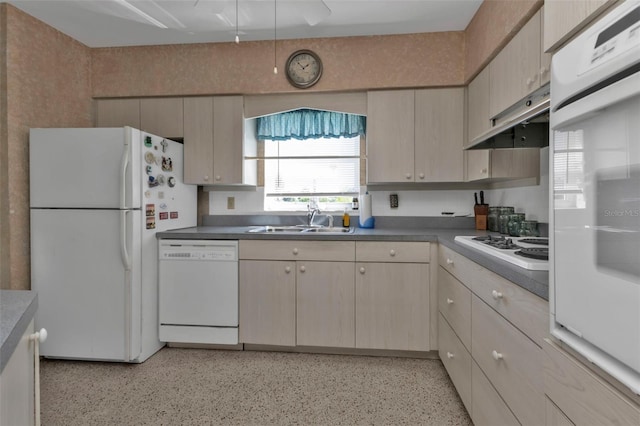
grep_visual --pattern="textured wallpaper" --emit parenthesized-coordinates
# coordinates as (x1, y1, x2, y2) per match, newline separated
(2, 4, 92, 290)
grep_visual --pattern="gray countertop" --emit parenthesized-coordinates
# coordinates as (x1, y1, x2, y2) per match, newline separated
(157, 223, 549, 301)
(1, 290, 38, 373)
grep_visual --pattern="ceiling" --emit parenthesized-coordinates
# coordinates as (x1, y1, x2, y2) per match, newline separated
(4, 0, 483, 48)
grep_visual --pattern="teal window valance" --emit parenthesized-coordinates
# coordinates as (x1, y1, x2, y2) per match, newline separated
(256, 109, 366, 141)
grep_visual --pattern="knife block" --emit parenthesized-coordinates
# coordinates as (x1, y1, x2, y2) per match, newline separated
(474, 204, 489, 230)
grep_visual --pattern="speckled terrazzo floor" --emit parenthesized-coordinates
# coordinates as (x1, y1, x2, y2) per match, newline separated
(40, 348, 472, 425)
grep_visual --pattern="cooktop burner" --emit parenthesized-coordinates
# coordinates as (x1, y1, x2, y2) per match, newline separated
(454, 236, 549, 271)
(518, 238, 549, 245)
(515, 247, 549, 260)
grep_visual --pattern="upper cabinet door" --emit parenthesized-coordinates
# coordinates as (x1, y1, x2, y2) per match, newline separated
(212, 96, 245, 185)
(415, 88, 465, 182)
(95, 99, 140, 128)
(140, 97, 184, 138)
(489, 9, 543, 118)
(366, 90, 415, 183)
(183, 97, 214, 185)
(466, 67, 491, 147)
(543, 0, 611, 52)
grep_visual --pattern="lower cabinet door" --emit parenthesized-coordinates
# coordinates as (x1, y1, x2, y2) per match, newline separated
(239, 260, 296, 346)
(438, 313, 472, 413)
(296, 261, 355, 348)
(355, 262, 430, 351)
(472, 360, 519, 426)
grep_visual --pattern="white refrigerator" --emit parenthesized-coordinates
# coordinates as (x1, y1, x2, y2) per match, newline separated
(30, 127, 197, 362)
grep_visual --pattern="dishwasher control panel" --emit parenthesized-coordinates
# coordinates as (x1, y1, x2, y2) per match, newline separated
(158, 240, 238, 261)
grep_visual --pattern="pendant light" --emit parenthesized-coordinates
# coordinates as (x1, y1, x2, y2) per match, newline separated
(235, 0, 239, 44)
(273, 0, 278, 74)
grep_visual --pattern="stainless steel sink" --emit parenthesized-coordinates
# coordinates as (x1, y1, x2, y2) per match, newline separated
(246, 225, 354, 234)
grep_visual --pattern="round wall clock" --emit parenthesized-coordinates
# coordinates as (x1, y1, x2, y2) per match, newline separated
(285, 50, 323, 89)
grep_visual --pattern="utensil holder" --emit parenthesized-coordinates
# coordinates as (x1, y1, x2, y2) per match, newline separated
(474, 204, 489, 230)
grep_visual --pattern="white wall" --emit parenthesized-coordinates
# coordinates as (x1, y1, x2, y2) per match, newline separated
(208, 148, 550, 221)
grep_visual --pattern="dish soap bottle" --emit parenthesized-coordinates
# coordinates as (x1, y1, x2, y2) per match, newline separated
(342, 209, 350, 228)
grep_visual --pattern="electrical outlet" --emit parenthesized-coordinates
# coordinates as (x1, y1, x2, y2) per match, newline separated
(227, 197, 235, 209)
(390, 193, 399, 208)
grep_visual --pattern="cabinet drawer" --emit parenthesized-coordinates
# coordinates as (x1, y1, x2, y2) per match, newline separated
(239, 240, 355, 261)
(438, 266, 471, 350)
(356, 241, 430, 263)
(438, 244, 480, 286)
(544, 339, 640, 426)
(438, 313, 472, 413)
(472, 265, 548, 346)
(472, 360, 519, 426)
(472, 295, 544, 425)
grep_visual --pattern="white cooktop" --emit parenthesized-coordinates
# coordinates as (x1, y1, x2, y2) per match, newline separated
(454, 236, 549, 271)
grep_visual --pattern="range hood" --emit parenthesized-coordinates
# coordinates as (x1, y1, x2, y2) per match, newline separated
(467, 84, 550, 150)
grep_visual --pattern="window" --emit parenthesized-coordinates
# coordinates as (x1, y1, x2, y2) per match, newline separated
(255, 108, 365, 212)
(553, 129, 585, 209)
(263, 135, 361, 211)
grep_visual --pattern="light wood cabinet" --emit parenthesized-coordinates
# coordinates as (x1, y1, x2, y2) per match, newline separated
(466, 147, 540, 182)
(239, 240, 355, 348)
(472, 295, 544, 425)
(466, 66, 491, 148)
(489, 9, 546, 118)
(95, 98, 141, 128)
(355, 262, 430, 351)
(367, 89, 464, 184)
(0, 319, 35, 426)
(471, 360, 519, 426)
(438, 313, 472, 413)
(183, 96, 255, 186)
(543, 0, 612, 52)
(296, 261, 355, 348)
(546, 397, 575, 426)
(437, 244, 549, 426)
(140, 97, 184, 138)
(544, 339, 640, 426)
(366, 90, 415, 183)
(239, 260, 296, 346)
(355, 241, 431, 351)
(414, 88, 465, 182)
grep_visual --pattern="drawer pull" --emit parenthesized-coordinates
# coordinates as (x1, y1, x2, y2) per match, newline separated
(215, 175, 222, 181)
(285, 266, 291, 273)
(389, 249, 396, 257)
(446, 352, 454, 359)
(293, 248, 299, 255)
(492, 350, 504, 361)
(446, 258, 454, 265)
(359, 267, 365, 274)
(491, 290, 503, 300)
(446, 298, 454, 305)
(299, 265, 306, 273)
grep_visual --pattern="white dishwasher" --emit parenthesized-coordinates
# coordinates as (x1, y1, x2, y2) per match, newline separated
(158, 239, 238, 345)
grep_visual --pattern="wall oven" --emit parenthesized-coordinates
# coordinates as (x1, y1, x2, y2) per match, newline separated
(550, 0, 640, 394)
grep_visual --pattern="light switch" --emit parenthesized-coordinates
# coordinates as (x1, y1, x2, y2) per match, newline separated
(227, 197, 235, 209)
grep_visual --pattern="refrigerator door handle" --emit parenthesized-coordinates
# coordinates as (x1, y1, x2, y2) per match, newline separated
(120, 210, 132, 271)
(120, 136, 130, 210)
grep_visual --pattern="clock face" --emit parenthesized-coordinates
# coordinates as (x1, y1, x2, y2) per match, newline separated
(286, 50, 323, 88)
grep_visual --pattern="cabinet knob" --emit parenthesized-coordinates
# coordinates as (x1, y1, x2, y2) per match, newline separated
(481, 168, 488, 174)
(300, 265, 306, 273)
(492, 350, 504, 361)
(418, 172, 425, 179)
(293, 248, 299, 255)
(359, 267, 365, 274)
(203, 175, 209, 181)
(405, 173, 412, 179)
(215, 175, 222, 181)
(285, 266, 291, 273)
(491, 290, 503, 300)
(389, 249, 396, 257)
(446, 352, 454, 359)
(447, 298, 454, 305)
(540, 66, 549, 77)
(446, 258, 454, 265)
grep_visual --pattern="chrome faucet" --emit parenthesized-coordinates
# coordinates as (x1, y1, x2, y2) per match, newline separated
(307, 204, 320, 226)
